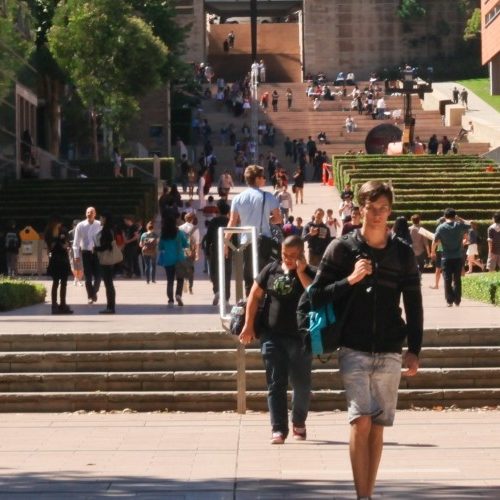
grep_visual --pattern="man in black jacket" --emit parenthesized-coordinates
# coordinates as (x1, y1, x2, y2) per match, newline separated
(309, 180, 423, 500)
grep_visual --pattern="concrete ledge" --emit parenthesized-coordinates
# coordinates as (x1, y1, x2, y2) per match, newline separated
(445, 104, 466, 126)
(0, 388, 499, 412)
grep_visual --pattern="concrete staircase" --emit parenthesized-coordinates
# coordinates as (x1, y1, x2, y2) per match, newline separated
(198, 82, 490, 184)
(0, 328, 498, 412)
(207, 23, 301, 82)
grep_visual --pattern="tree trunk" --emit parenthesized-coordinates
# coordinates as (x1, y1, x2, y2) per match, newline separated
(91, 109, 99, 161)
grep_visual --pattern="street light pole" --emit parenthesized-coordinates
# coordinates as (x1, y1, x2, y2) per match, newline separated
(250, 0, 258, 163)
(250, 0, 257, 62)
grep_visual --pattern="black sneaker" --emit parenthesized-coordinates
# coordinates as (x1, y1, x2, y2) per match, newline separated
(99, 308, 115, 314)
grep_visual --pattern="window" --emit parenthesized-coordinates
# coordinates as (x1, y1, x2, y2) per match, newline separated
(485, 1, 500, 27)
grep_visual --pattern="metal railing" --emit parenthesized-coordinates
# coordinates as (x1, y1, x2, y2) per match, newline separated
(217, 226, 259, 414)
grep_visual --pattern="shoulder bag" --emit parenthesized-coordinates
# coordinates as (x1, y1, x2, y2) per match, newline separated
(98, 240, 123, 266)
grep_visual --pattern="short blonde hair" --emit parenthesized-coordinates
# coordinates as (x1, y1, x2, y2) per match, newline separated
(244, 165, 264, 186)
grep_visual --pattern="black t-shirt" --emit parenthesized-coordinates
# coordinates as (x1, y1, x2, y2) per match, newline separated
(303, 222, 331, 256)
(256, 261, 315, 338)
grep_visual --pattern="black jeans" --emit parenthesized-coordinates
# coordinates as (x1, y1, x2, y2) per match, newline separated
(261, 336, 312, 436)
(442, 257, 463, 305)
(100, 264, 116, 311)
(209, 250, 231, 300)
(124, 244, 140, 277)
(51, 277, 68, 307)
(82, 250, 100, 300)
(164, 265, 184, 302)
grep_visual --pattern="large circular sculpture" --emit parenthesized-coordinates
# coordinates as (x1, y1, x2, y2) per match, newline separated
(364, 124, 402, 154)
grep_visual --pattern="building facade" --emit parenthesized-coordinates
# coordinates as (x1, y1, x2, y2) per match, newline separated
(481, 0, 500, 94)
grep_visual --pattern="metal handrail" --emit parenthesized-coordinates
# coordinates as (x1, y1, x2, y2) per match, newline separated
(218, 226, 258, 327)
(217, 225, 259, 415)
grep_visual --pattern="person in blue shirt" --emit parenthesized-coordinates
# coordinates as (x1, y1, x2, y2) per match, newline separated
(431, 208, 471, 307)
(225, 165, 281, 295)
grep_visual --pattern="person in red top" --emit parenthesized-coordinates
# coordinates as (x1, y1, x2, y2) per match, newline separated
(202, 195, 220, 222)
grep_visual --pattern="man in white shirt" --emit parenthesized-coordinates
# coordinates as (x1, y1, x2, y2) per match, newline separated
(73, 207, 102, 304)
(376, 97, 386, 119)
(251, 61, 260, 87)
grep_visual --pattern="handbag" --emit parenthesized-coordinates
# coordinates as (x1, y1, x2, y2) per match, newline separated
(229, 298, 266, 338)
(174, 231, 191, 279)
(97, 241, 123, 266)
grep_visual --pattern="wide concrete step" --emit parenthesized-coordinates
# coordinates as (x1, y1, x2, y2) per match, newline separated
(1, 367, 499, 392)
(0, 388, 498, 412)
(2, 346, 500, 372)
(1, 328, 498, 352)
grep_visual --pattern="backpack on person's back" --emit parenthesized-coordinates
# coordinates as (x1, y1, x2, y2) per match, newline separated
(141, 233, 158, 256)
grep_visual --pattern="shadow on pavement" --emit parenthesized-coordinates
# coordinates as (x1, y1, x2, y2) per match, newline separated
(0, 475, 498, 499)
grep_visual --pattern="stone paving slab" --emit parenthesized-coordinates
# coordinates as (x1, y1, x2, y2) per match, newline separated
(0, 410, 498, 498)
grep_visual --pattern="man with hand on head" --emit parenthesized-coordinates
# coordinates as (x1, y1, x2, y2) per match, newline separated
(239, 236, 315, 445)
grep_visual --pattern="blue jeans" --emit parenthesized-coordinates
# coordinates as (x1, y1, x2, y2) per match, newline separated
(442, 257, 463, 305)
(144, 255, 156, 283)
(261, 336, 312, 436)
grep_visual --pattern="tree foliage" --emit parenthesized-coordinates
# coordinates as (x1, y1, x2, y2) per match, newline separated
(0, 0, 34, 100)
(463, 8, 481, 41)
(397, 0, 426, 20)
(48, 0, 169, 138)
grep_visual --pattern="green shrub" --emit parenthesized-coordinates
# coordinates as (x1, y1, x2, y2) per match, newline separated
(462, 273, 500, 306)
(0, 278, 46, 311)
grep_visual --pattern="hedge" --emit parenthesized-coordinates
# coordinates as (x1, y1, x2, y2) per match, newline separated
(462, 273, 500, 306)
(0, 279, 46, 311)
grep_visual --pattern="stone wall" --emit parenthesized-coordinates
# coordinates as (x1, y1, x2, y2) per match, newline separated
(303, 0, 469, 79)
(176, 0, 205, 63)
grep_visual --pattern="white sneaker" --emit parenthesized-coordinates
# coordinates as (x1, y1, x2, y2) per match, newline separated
(270, 432, 285, 445)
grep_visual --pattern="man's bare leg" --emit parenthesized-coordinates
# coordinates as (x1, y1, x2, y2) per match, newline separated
(367, 423, 384, 495)
(349, 417, 384, 498)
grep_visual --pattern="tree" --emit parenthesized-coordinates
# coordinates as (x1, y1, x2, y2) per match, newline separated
(397, 0, 426, 21)
(463, 8, 481, 41)
(0, 1, 33, 101)
(48, 0, 169, 160)
(129, 0, 189, 81)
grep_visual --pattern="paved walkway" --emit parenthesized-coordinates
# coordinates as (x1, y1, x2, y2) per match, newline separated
(432, 81, 500, 125)
(0, 410, 499, 498)
(1, 183, 499, 498)
(1, 182, 499, 334)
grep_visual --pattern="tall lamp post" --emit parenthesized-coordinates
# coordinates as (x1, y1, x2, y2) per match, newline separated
(250, 0, 258, 163)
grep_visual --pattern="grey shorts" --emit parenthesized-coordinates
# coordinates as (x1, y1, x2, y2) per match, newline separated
(339, 347, 402, 426)
(487, 253, 500, 271)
